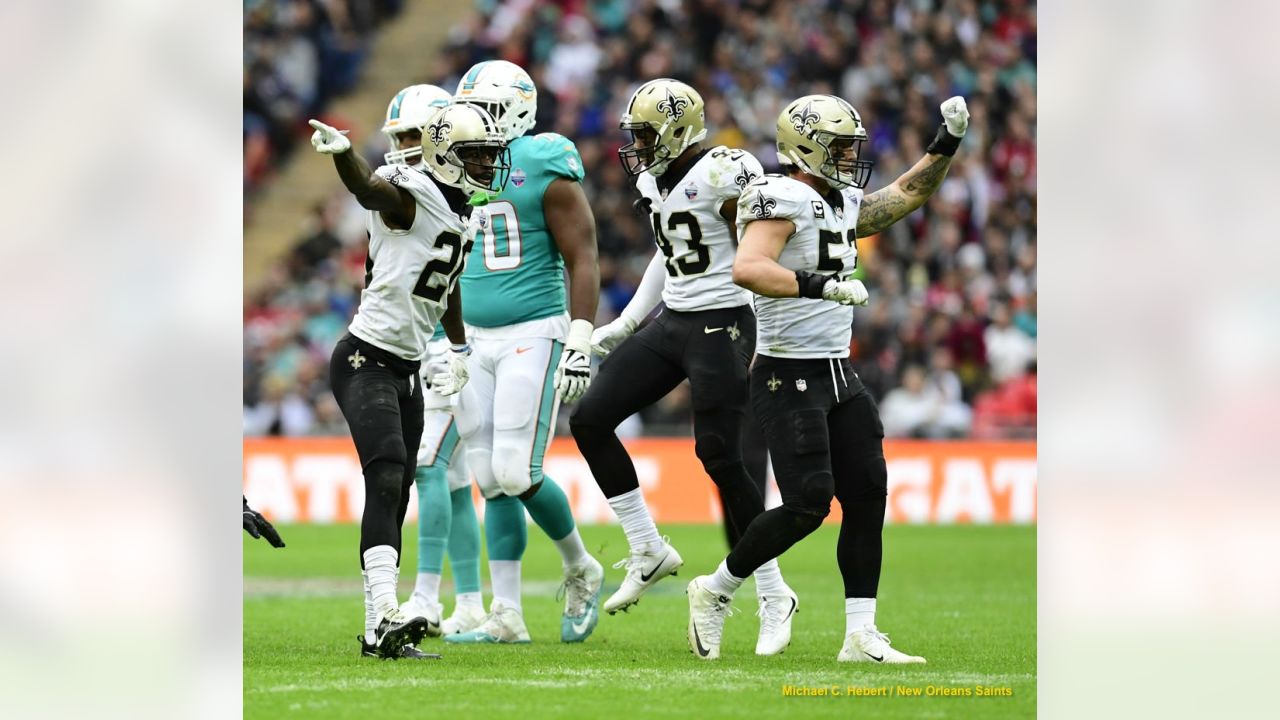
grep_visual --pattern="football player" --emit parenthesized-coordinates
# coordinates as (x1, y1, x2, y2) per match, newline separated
(686, 94, 970, 662)
(308, 99, 510, 659)
(374, 86, 488, 638)
(444, 60, 605, 645)
(569, 78, 797, 656)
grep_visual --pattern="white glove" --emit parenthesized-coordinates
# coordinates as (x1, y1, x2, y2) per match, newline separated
(590, 316, 637, 358)
(555, 319, 594, 403)
(430, 344, 471, 396)
(308, 118, 352, 154)
(464, 208, 489, 246)
(822, 278, 870, 306)
(940, 96, 969, 138)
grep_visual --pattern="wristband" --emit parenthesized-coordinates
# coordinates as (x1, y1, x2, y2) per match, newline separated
(795, 271, 832, 299)
(926, 123, 962, 157)
(450, 343, 471, 354)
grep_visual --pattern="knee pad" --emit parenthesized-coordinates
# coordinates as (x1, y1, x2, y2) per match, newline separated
(492, 446, 535, 497)
(365, 459, 405, 505)
(694, 430, 728, 465)
(791, 470, 835, 517)
(837, 455, 889, 502)
(466, 446, 501, 499)
(568, 402, 610, 440)
(446, 447, 471, 493)
(782, 505, 828, 534)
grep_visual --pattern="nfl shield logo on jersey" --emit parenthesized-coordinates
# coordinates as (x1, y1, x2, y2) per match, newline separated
(795, 378, 808, 392)
(684, 183, 698, 200)
(511, 168, 527, 187)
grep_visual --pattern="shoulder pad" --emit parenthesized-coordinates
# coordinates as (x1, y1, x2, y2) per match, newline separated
(705, 146, 764, 200)
(527, 133, 584, 182)
(737, 175, 808, 222)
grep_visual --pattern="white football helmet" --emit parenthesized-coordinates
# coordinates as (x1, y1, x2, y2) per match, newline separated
(421, 104, 511, 198)
(381, 84, 451, 166)
(453, 60, 537, 141)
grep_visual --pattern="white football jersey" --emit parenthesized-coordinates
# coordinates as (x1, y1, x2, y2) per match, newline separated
(736, 174, 864, 359)
(348, 163, 475, 361)
(636, 146, 764, 311)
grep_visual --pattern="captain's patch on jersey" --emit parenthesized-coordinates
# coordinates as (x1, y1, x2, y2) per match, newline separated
(812, 201, 825, 218)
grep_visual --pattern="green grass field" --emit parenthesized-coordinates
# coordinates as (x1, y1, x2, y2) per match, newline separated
(245, 522, 1035, 719)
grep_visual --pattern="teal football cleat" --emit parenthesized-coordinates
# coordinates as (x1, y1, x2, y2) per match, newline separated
(559, 556, 604, 643)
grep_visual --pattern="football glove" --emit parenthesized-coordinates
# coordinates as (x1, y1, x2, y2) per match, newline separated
(431, 344, 471, 396)
(940, 96, 969, 138)
(555, 319, 594, 403)
(590, 316, 637, 358)
(309, 118, 352, 154)
(243, 497, 285, 548)
(822, 278, 870, 306)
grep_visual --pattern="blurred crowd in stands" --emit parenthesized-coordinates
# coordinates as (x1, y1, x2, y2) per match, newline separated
(244, 0, 405, 193)
(245, 0, 1037, 440)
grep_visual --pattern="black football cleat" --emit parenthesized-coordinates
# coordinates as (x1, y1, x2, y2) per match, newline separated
(373, 612, 432, 659)
(358, 635, 442, 660)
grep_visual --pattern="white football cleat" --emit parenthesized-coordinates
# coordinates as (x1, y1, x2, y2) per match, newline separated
(838, 626, 927, 664)
(604, 539, 684, 614)
(443, 600, 531, 644)
(560, 556, 604, 643)
(440, 602, 487, 636)
(686, 576, 734, 660)
(398, 593, 443, 638)
(755, 590, 798, 656)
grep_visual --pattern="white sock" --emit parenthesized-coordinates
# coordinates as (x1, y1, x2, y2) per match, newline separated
(362, 571, 378, 644)
(489, 560, 522, 612)
(363, 546, 400, 618)
(414, 572, 442, 604)
(608, 488, 662, 553)
(456, 591, 483, 610)
(753, 559, 788, 597)
(704, 560, 745, 597)
(846, 597, 877, 635)
(554, 528, 589, 568)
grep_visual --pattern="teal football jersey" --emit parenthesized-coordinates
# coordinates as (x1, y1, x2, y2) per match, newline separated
(460, 133, 585, 327)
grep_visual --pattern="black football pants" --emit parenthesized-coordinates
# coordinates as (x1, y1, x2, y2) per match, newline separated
(570, 305, 766, 547)
(330, 333, 424, 567)
(725, 355, 889, 599)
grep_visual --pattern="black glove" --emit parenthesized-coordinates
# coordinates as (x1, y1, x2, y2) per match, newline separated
(243, 496, 285, 548)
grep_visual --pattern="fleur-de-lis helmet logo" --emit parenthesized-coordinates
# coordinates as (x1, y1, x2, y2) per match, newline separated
(656, 89, 689, 121)
(789, 101, 820, 134)
(427, 118, 453, 146)
(751, 194, 777, 219)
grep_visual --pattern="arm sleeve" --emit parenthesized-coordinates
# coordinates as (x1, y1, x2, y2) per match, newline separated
(619, 251, 667, 326)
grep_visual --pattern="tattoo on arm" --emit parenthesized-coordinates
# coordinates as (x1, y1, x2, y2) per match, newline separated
(857, 188, 911, 237)
(856, 155, 953, 238)
(901, 155, 953, 197)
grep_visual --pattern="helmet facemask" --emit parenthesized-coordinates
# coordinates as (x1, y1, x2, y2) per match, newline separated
(618, 122, 670, 176)
(813, 131, 873, 190)
(448, 141, 512, 197)
(384, 128, 425, 166)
